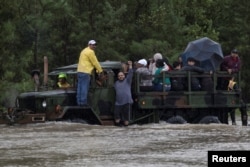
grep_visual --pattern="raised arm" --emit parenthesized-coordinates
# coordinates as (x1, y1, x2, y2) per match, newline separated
(126, 61, 133, 84)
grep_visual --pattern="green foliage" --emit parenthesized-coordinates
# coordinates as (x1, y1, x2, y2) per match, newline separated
(1, 0, 250, 106)
(129, 39, 170, 61)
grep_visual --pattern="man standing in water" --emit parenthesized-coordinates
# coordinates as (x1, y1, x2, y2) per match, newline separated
(77, 40, 103, 106)
(114, 61, 133, 126)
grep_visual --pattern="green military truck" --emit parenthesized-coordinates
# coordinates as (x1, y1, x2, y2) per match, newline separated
(0, 61, 248, 125)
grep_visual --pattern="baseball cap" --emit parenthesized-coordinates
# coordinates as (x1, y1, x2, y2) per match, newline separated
(231, 49, 238, 54)
(138, 59, 147, 66)
(88, 40, 96, 45)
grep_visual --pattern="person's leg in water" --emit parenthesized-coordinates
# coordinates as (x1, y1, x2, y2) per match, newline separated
(240, 100, 248, 126)
(230, 110, 236, 125)
(122, 104, 131, 126)
(114, 105, 123, 126)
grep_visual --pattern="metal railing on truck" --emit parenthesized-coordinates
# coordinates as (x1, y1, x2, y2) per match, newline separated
(133, 71, 242, 109)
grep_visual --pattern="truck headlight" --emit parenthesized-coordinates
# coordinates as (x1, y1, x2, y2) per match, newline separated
(42, 100, 47, 108)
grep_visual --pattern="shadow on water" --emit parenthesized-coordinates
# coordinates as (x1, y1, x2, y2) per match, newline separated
(0, 121, 250, 167)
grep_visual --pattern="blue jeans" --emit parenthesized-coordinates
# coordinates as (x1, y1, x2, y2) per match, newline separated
(77, 72, 90, 105)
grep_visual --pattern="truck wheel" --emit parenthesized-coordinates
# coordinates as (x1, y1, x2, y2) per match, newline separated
(62, 118, 88, 124)
(166, 116, 187, 124)
(71, 118, 88, 124)
(199, 116, 221, 124)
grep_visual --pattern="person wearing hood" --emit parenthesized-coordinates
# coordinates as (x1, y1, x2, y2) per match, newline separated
(152, 59, 171, 91)
(149, 53, 170, 75)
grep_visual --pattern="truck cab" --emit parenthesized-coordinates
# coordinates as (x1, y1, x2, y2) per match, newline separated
(0, 61, 122, 125)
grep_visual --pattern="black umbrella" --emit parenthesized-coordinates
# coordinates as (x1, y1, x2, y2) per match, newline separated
(182, 37, 224, 71)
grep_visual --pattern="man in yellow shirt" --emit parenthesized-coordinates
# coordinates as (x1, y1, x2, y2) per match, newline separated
(77, 40, 103, 106)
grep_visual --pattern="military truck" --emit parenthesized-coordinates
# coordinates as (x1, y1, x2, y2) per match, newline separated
(0, 61, 248, 125)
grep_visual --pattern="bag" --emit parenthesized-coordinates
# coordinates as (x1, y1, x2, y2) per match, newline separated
(228, 79, 237, 91)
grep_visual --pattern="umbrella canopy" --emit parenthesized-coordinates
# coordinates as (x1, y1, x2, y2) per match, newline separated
(182, 37, 224, 71)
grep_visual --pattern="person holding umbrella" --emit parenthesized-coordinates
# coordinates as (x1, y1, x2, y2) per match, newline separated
(182, 37, 224, 72)
(181, 57, 205, 91)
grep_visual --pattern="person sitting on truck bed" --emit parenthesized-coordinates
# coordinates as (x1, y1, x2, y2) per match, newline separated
(170, 61, 184, 91)
(152, 59, 171, 91)
(57, 73, 71, 88)
(181, 57, 205, 91)
(149, 53, 163, 75)
(135, 59, 153, 89)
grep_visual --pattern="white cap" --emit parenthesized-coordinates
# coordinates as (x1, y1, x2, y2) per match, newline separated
(88, 40, 96, 45)
(138, 59, 147, 66)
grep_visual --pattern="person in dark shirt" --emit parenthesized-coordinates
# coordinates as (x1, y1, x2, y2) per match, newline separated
(181, 57, 205, 91)
(221, 49, 241, 73)
(219, 49, 245, 125)
(219, 49, 241, 90)
(96, 71, 108, 87)
(170, 61, 184, 91)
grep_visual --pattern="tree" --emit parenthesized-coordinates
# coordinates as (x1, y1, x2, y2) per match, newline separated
(1, 0, 250, 106)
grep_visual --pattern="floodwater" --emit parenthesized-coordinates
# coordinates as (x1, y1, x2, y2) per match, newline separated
(0, 119, 249, 167)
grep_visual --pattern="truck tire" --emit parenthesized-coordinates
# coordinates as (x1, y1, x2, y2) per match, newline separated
(199, 116, 221, 124)
(71, 118, 88, 124)
(166, 115, 187, 124)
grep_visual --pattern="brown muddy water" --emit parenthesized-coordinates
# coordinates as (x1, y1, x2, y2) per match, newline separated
(0, 120, 249, 167)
